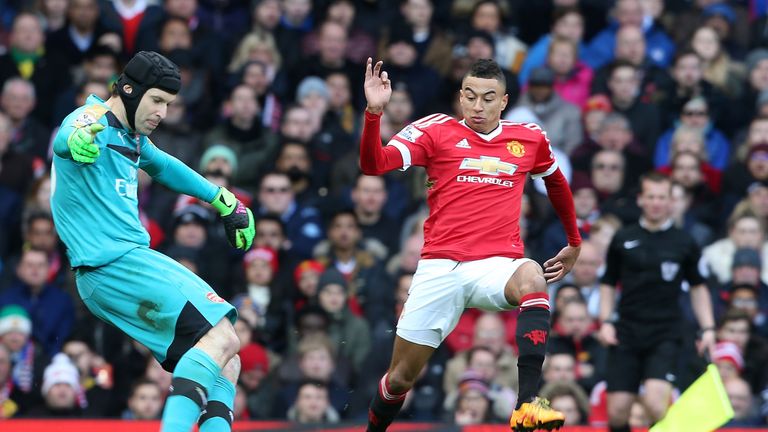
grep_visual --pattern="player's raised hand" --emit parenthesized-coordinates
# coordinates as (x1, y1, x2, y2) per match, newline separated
(364, 57, 392, 115)
(67, 123, 104, 163)
(211, 187, 255, 251)
(543, 244, 581, 283)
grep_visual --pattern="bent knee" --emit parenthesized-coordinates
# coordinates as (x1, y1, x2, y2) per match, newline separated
(386, 369, 417, 394)
(517, 263, 547, 295)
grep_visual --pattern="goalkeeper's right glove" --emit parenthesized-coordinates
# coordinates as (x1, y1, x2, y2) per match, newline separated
(67, 123, 105, 163)
(211, 187, 255, 251)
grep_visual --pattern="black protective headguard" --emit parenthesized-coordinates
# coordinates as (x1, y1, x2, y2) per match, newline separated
(116, 51, 181, 130)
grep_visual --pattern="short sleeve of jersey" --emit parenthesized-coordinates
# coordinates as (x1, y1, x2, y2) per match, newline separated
(385, 114, 446, 170)
(530, 129, 558, 179)
(601, 231, 622, 287)
(683, 237, 705, 286)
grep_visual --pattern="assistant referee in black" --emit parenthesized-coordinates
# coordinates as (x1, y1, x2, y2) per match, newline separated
(598, 173, 716, 432)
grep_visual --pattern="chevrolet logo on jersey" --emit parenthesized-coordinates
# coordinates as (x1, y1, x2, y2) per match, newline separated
(459, 156, 517, 176)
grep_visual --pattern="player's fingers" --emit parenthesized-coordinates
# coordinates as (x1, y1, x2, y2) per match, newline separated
(381, 70, 389, 84)
(373, 60, 382, 78)
(365, 57, 372, 78)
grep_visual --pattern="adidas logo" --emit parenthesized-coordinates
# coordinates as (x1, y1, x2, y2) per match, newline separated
(455, 138, 471, 149)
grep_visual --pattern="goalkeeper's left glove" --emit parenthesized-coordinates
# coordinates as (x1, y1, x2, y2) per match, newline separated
(210, 187, 255, 251)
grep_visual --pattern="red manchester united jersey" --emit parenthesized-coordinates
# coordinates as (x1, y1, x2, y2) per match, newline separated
(387, 113, 557, 261)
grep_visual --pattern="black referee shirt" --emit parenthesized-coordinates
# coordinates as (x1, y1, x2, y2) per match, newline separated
(601, 219, 704, 324)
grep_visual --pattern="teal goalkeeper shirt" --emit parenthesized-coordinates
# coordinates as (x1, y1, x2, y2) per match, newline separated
(50, 94, 219, 267)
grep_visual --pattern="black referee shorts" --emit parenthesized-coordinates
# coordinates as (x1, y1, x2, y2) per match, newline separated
(605, 337, 680, 393)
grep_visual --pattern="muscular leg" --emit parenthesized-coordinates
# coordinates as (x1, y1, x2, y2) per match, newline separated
(367, 336, 435, 432)
(504, 261, 550, 408)
(199, 354, 241, 431)
(641, 379, 673, 423)
(607, 391, 635, 432)
(161, 318, 240, 432)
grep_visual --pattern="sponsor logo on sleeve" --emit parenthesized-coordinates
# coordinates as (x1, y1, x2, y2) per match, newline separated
(396, 125, 423, 143)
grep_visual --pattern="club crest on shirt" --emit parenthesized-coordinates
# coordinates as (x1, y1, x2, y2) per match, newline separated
(396, 125, 423, 143)
(660, 261, 680, 282)
(507, 141, 525, 157)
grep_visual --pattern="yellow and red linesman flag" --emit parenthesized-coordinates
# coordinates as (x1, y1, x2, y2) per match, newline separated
(650, 364, 734, 432)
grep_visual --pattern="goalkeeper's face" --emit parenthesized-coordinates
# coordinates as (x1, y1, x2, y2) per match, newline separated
(134, 88, 177, 136)
(459, 76, 508, 134)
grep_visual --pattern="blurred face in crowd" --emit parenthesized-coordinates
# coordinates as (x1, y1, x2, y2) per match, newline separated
(318, 283, 346, 314)
(571, 241, 602, 286)
(748, 150, 768, 180)
(671, 152, 703, 189)
(243, 62, 270, 96)
(638, 178, 672, 224)
(27, 217, 58, 252)
(749, 184, 768, 217)
(670, 183, 691, 221)
(17, 249, 48, 290)
(584, 110, 607, 139)
(352, 175, 387, 216)
(85, 54, 117, 82)
(751, 59, 768, 90)
(281, 106, 315, 143)
(543, 353, 576, 383)
(730, 216, 764, 249)
(749, 119, 768, 145)
(468, 348, 497, 381)
(298, 267, 322, 298)
(11, 14, 44, 53)
(615, 25, 645, 65)
(680, 104, 709, 129)
(460, 75, 508, 134)
(548, 40, 577, 76)
(402, 0, 433, 28)
(386, 88, 414, 124)
(597, 119, 632, 151)
(1, 79, 35, 123)
(608, 65, 639, 105)
(732, 263, 760, 287)
(62, 340, 94, 376)
(717, 319, 750, 352)
(553, 11, 583, 43)
(467, 37, 494, 62)
(159, 19, 192, 52)
(174, 220, 206, 248)
(629, 402, 651, 427)
(558, 302, 591, 339)
(615, 0, 643, 27)
(328, 213, 360, 250)
(318, 22, 347, 64)
(572, 187, 597, 219)
(388, 41, 418, 68)
(246, 258, 273, 286)
(230, 85, 259, 124)
(165, 0, 197, 20)
(46, 383, 77, 409)
(1, 330, 28, 353)
(276, 143, 311, 183)
(44, 0, 68, 21)
(326, 73, 351, 110)
(725, 378, 753, 420)
(591, 150, 625, 194)
(68, 0, 98, 31)
(554, 285, 581, 311)
(327, 0, 355, 28)
(255, 219, 285, 250)
(295, 384, 329, 423)
(692, 26, 720, 61)
(456, 389, 489, 424)
(259, 173, 294, 214)
(254, 0, 280, 30)
(671, 129, 705, 158)
(673, 54, 703, 88)
(472, 2, 501, 33)
(715, 358, 739, 381)
(551, 395, 581, 426)
(300, 347, 333, 381)
(77, 82, 110, 106)
(729, 287, 759, 319)
(128, 382, 163, 419)
(473, 314, 505, 355)
(282, 0, 312, 25)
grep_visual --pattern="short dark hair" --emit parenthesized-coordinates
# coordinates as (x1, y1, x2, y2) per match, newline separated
(717, 308, 752, 330)
(639, 171, 671, 194)
(463, 59, 506, 92)
(328, 208, 359, 229)
(130, 378, 161, 397)
(256, 213, 287, 235)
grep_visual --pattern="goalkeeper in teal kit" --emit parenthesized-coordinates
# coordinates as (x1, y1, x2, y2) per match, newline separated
(50, 51, 250, 431)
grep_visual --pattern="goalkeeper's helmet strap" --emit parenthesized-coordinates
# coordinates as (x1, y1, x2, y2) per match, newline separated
(116, 51, 181, 131)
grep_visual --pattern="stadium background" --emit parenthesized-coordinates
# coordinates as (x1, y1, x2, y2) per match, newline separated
(0, 0, 768, 429)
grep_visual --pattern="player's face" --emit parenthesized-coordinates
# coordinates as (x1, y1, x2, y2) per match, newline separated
(134, 88, 176, 135)
(637, 179, 672, 223)
(459, 76, 508, 134)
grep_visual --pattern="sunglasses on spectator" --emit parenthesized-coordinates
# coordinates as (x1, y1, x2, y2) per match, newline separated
(682, 110, 707, 117)
(263, 186, 291, 193)
(594, 163, 622, 171)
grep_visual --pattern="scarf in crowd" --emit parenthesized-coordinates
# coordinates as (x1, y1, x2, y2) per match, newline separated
(10, 47, 44, 80)
(11, 342, 34, 392)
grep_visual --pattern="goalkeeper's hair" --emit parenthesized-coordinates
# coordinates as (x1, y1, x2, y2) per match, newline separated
(463, 59, 506, 92)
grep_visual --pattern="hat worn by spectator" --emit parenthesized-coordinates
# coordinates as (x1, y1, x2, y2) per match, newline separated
(296, 76, 330, 102)
(528, 67, 555, 87)
(240, 343, 269, 373)
(199, 144, 238, 173)
(583, 94, 612, 114)
(243, 246, 279, 273)
(732, 248, 761, 269)
(42, 353, 81, 395)
(457, 369, 491, 398)
(317, 268, 348, 293)
(703, 3, 736, 24)
(294, 259, 325, 285)
(747, 180, 768, 195)
(0, 305, 31, 336)
(712, 341, 744, 372)
(173, 204, 211, 227)
(746, 49, 768, 75)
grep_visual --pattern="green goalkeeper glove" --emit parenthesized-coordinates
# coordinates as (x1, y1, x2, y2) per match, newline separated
(67, 123, 105, 163)
(211, 187, 255, 251)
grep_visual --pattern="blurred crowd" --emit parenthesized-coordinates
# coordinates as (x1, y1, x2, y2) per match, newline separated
(0, 0, 767, 427)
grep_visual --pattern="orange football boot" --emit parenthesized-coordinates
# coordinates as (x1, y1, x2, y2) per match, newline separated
(509, 397, 565, 431)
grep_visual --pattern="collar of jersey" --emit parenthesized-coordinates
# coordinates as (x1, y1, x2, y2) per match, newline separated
(639, 217, 673, 232)
(458, 119, 503, 141)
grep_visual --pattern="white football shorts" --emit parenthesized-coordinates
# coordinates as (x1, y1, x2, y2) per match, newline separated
(396, 256, 536, 348)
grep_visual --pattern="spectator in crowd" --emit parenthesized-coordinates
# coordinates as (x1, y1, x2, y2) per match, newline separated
(350, 174, 398, 257)
(1, 78, 50, 160)
(519, 6, 587, 85)
(444, 350, 516, 423)
(703, 212, 768, 285)
(231, 246, 285, 340)
(538, 380, 590, 426)
(556, 242, 602, 318)
(61, 336, 112, 417)
(0, 343, 23, 418)
(25, 353, 82, 418)
(449, 370, 494, 425)
(0, 305, 48, 413)
(724, 376, 764, 426)
(546, 36, 593, 108)
(690, 25, 745, 100)
(712, 341, 745, 381)
(542, 352, 577, 385)
(716, 310, 768, 395)
(286, 379, 339, 424)
(468, 0, 526, 75)
(302, 0, 375, 65)
(605, 60, 661, 149)
(46, 0, 111, 68)
(669, 181, 715, 248)
(122, 378, 163, 420)
(275, 142, 319, 208)
(549, 298, 606, 392)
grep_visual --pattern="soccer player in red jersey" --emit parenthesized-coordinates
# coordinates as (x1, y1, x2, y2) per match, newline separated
(360, 58, 582, 431)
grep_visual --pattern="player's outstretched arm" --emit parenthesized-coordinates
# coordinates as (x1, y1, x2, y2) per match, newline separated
(360, 58, 406, 175)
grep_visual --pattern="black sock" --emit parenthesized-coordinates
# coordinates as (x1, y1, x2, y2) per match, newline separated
(515, 293, 551, 409)
(367, 374, 406, 432)
(609, 425, 631, 432)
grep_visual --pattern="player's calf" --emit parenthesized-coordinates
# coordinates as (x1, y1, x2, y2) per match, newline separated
(199, 355, 240, 432)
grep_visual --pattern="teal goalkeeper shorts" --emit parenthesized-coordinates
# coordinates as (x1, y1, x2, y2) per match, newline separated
(75, 246, 236, 371)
